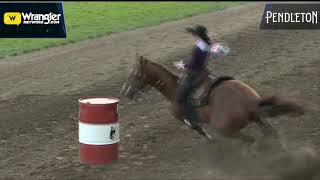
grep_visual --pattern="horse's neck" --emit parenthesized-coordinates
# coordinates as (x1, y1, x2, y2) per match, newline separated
(145, 62, 178, 102)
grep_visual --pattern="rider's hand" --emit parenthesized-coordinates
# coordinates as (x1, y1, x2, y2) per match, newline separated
(173, 61, 185, 71)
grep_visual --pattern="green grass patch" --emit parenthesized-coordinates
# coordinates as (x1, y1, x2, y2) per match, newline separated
(0, 2, 245, 58)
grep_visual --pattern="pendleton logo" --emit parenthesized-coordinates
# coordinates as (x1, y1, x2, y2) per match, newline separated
(265, 11, 319, 24)
(260, 3, 320, 30)
(4, 12, 61, 26)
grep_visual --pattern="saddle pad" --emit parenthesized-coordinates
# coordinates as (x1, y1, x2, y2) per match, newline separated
(189, 76, 234, 107)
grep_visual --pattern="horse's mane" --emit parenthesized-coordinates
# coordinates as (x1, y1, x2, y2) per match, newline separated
(145, 59, 179, 82)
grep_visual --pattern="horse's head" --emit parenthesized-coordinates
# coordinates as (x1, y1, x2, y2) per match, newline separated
(120, 54, 149, 100)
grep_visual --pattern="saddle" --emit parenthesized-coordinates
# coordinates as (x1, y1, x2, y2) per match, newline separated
(187, 70, 234, 107)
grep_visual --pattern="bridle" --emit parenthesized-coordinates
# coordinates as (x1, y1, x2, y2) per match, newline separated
(120, 63, 146, 97)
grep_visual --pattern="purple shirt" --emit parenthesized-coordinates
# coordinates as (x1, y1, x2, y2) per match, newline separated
(184, 40, 210, 72)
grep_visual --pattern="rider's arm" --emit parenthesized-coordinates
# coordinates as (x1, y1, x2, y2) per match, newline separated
(184, 46, 201, 71)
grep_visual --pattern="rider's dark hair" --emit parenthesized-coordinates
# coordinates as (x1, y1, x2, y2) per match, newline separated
(200, 35, 212, 45)
(185, 24, 212, 45)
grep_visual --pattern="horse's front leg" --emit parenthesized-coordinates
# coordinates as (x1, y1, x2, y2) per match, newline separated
(169, 102, 184, 122)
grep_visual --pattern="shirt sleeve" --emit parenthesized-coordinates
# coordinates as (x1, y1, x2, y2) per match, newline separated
(184, 46, 202, 70)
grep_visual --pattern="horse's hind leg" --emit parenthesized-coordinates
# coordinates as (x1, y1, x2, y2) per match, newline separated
(217, 125, 255, 144)
(252, 116, 288, 153)
(254, 116, 279, 139)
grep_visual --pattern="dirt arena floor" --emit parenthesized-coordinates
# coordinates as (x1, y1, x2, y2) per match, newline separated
(1, 3, 320, 180)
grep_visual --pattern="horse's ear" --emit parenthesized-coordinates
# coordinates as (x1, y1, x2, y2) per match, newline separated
(135, 53, 145, 64)
(140, 55, 148, 65)
(135, 53, 140, 62)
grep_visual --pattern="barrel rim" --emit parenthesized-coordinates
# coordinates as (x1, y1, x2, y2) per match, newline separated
(78, 96, 119, 106)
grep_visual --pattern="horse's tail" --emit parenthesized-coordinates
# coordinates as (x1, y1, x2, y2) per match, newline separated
(256, 95, 308, 118)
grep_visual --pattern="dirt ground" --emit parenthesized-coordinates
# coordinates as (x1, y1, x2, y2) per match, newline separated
(1, 3, 320, 180)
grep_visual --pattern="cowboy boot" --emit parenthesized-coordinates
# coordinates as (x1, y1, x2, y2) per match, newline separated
(184, 119, 213, 140)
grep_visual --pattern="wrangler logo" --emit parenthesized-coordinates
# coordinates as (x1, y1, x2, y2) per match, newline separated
(4, 12, 21, 26)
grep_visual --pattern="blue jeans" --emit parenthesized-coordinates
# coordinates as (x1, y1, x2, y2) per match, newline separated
(176, 71, 201, 126)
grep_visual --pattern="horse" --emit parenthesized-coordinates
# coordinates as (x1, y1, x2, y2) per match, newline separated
(120, 54, 307, 143)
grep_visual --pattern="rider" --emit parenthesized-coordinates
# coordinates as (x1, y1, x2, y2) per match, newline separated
(176, 24, 212, 129)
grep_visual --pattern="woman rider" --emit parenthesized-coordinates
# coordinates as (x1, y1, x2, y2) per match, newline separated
(176, 24, 212, 130)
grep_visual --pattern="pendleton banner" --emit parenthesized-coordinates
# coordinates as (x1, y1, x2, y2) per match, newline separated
(260, 3, 320, 30)
(0, 2, 67, 38)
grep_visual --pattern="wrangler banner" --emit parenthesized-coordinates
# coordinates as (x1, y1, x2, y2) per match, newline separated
(0, 2, 67, 38)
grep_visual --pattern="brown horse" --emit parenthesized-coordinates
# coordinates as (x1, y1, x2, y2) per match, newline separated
(120, 55, 307, 142)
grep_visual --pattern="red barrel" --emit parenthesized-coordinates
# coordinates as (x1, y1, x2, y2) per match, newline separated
(78, 97, 119, 165)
